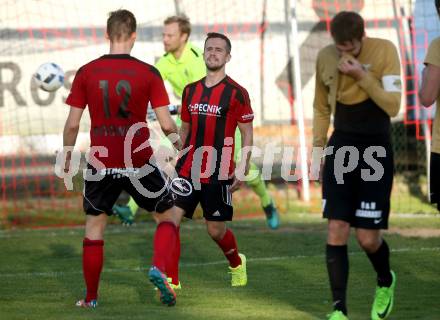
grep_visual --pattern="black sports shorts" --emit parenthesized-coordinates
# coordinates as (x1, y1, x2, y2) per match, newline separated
(170, 176, 233, 221)
(322, 131, 394, 229)
(83, 164, 173, 216)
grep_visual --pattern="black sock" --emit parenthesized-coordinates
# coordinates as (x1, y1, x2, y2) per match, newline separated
(366, 240, 392, 287)
(326, 244, 349, 315)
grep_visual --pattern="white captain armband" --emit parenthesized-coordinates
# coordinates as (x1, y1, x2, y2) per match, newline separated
(382, 75, 402, 92)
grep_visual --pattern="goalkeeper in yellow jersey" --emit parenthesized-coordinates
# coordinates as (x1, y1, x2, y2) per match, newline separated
(314, 12, 400, 320)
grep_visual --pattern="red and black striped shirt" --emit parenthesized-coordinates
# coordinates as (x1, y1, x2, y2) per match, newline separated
(66, 54, 169, 168)
(176, 76, 254, 183)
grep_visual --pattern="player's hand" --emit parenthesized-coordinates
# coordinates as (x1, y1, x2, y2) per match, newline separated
(63, 158, 71, 173)
(63, 150, 72, 173)
(310, 147, 325, 183)
(338, 54, 366, 80)
(230, 175, 243, 193)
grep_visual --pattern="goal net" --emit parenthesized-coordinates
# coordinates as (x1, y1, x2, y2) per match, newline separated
(0, 0, 437, 228)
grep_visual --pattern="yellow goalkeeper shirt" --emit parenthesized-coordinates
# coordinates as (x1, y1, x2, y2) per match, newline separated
(155, 42, 206, 98)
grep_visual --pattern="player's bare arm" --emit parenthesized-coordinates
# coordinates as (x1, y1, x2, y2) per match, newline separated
(155, 105, 182, 150)
(62, 106, 84, 172)
(419, 63, 440, 107)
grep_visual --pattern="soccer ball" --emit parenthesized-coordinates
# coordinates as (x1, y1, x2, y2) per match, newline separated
(33, 62, 65, 92)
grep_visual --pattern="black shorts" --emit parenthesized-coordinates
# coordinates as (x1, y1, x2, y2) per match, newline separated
(322, 131, 394, 229)
(430, 152, 440, 211)
(83, 164, 173, 216)
(170, 176, 233, 221)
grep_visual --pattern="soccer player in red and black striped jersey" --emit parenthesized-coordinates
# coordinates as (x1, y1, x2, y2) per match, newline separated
(170, 32, 253, 286)
(63, 9, 182, 307)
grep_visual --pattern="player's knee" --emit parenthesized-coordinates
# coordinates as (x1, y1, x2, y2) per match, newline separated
(155, 207, 182, 226)
(327, 220, 350, 245)
(85, 213, 107, 239)
(152, 214, 160, 224)
(357, 236, 381, 253)
(206, 223, 226, 241)
(207, 228, 223, 241)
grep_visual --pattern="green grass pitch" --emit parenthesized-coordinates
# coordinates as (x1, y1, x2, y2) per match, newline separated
(0, 213, 439, 320)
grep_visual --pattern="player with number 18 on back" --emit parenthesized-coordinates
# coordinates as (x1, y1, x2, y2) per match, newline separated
(63, 9, 182, 307)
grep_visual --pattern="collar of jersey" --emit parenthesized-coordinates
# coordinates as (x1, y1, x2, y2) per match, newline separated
(166, 42, 197, 64)
(101, 54, 131, 59)
(202, 75, 228, 89)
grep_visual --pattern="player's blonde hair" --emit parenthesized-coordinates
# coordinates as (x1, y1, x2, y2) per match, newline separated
(164, 15, 191, 38)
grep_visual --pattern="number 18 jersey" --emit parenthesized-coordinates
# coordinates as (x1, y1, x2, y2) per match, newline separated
(66, 54, 170, 168)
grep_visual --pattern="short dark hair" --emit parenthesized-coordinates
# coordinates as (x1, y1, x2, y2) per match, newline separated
(330, 11, 364, 44)
(107, 9, 136, 41)
(204, 32, 232, 53)
(164, 15, 191, 37)
(436, 0, 440, 17)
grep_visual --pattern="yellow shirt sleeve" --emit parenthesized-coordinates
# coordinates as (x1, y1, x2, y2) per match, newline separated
(425, 37, 440, 67)
(357, 41, 401, 117)
(425, 37, 440, 154)
(313, 52, 331, 148)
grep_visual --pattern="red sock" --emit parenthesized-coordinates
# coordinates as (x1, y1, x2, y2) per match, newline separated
(153, 221, 177, 273)
(83, 238, 104, 302)
(215, 229, 241, 268)
(166, 226, 180, 285)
